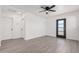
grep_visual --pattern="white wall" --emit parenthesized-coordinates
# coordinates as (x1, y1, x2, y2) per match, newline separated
(47, 10, 79, 40)
(77, 15, 79, 39)
(0, 6, 47, 41)
(24, 13, 46, 40)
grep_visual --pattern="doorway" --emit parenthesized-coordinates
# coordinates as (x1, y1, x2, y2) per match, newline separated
(56, 18, 66, 38)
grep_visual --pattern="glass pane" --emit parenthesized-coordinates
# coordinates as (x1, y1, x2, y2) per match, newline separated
(58, 28, 64, 32)
(58, 20, 64, 24)
(58, 24, 64, 28)
(58, 32, 64, 35)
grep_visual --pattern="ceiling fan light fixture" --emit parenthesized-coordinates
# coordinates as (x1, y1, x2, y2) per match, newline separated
(46, 11, 48, 14)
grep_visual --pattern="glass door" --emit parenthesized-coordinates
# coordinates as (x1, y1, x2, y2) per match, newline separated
(56, 19, 66, 38)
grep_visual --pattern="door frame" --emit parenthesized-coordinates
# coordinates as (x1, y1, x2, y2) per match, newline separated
(56, 18, 66, 38)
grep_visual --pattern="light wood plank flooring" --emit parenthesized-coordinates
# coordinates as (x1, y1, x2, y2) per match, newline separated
(0, 36, 79, 53)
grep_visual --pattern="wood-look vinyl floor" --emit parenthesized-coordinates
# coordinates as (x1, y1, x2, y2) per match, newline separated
(0, 36, 79, 53)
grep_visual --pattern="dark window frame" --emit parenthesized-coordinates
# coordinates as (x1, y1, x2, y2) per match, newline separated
(56, 18, 66, 38)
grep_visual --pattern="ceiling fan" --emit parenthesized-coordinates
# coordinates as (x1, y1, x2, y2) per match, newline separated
(40, 5, 56, 14)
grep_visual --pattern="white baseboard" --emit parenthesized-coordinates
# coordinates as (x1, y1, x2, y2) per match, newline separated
(24, 35, 46, 40)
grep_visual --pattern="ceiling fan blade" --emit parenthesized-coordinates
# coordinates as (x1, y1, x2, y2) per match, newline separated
(41, 6, 46, 9)
(40, 10, 46, 12)
(49, 10, 56, 12)
(49, 5, 55, 9)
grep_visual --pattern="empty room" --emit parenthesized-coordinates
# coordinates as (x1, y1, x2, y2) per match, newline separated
(0, 5, 79, 53)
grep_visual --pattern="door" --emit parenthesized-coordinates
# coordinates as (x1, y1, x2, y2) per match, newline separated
(56, 19, 66, 38)
(12, 15, 24, 39)
(12, 16, 22, 39)
(0, 16, 13, 40)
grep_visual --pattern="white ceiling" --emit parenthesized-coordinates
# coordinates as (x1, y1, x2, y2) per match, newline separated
(2, 5, 79, 17)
